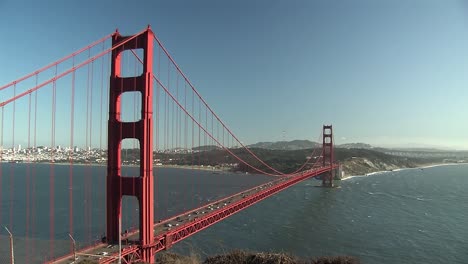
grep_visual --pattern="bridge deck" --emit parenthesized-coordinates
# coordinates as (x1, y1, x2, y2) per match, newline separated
(49, 167, 334, 264)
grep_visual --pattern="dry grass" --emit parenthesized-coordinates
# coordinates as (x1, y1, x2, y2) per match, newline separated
(310, 256, 359, 264)
(155, 252, 201, 264)
(203, 250, 358, 264)
(77, 251, 359, 264)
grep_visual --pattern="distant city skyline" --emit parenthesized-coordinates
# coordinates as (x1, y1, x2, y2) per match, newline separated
(1, 138, 467, 152)
(0, 1, 467, 150)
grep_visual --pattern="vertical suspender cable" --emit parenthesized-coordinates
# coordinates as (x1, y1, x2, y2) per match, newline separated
(26, 92, 32, 263)
(89, 58, 94, 243)
(184, 79, 188, 210)
(165, 59, 170, 217)
(85, 49, 91, 245)
(155, 45, 161, 223)
(99, 43, 106, 236)
(191, 82, 195, 208)
(176, 74, 178, 155)
(69, 56, 75, 253)
(10, 84, 16, 232)
(32, 78, 38, 258)
(204, 106, 208, 168)
(132, 38, 138, 230)
(0, 106, 3, 226)
(99, 42, 106, 237)
(49, 65, 57, 260)
(198, 98, 201, 206)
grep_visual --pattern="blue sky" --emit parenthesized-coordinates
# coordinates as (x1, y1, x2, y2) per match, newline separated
(1, 0, 468, 149)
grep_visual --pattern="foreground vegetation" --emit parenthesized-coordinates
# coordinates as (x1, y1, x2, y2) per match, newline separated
(78, 250, 359, 264)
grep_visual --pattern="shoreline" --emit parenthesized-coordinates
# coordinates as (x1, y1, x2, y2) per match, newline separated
(341, 162, 468, 181)
(4, 161, 467, 178)
(0, 161, 230, 172)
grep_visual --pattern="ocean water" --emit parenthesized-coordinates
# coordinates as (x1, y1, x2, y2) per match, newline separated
(169, 164, 468, 264)
(1, 163, 467, 263)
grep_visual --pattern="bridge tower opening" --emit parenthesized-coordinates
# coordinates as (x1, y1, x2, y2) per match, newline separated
(107, 28, 155, 262)
(322, 125, 334, 187)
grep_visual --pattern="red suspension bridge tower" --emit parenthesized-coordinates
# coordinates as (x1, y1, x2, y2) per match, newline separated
(106, 27, 155, 262)
(322, 125, 334, 187)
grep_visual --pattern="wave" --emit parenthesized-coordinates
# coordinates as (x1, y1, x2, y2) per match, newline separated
(342, 170, 391, 181)
(416, 197, 432, 201)
(367, 191, 397, 199)
(395, 163, 467, 171)
(367, 192, 386, 195)
(366, 171, 387, 176)
(419, 163, 467, 169)
(341, 175, 368, 181)
(399, 193, 432, 201)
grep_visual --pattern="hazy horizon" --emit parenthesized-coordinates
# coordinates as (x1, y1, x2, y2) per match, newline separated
(2, 139, 467, 151)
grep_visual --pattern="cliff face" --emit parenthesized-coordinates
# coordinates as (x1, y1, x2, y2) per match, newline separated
(341, 156, 417, 176)
(331, 147, 428, 177)
(123, 146, 437, 176)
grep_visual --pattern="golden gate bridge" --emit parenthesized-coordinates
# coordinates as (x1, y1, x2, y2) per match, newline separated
(0, 26, 338, 264)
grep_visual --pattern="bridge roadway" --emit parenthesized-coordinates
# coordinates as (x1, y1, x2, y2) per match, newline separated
(49, 166, 336, 264)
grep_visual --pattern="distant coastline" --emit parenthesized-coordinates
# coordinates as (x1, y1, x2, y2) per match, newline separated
(341, 162, 467, 180)
(3, 160, 467, 178)
(0, 161, 229, 172)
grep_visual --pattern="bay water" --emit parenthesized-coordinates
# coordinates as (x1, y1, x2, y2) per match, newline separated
(0, 163, 467, 263)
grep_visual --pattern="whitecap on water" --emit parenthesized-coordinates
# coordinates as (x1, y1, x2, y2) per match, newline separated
(341, 175, 367, 181)
(416, 197, 432, 201)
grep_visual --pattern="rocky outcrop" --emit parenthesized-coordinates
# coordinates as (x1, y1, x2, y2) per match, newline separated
(341, 156, 417, 176)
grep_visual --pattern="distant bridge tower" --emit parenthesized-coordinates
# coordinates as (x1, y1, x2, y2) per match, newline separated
(322, 125, 334, 187)
(107, 27, 155, 263)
